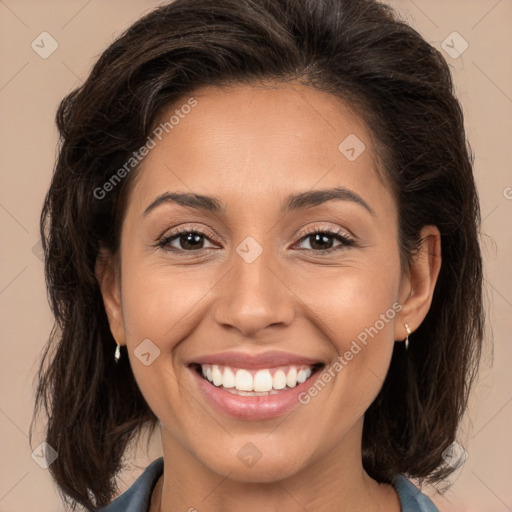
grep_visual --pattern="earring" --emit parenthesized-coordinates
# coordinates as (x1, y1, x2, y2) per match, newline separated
(404, 323, 411, 351)
(114, 342, 121, 363)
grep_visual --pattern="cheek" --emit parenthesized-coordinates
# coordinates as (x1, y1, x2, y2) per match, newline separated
(295, 257, 401, 345)
(300, 260, 401, 407)
(120, 261, 211, 342)
(117, 260, 215, 416)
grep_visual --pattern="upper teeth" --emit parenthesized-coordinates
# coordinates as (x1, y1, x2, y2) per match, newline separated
(201, 364, 313, 392)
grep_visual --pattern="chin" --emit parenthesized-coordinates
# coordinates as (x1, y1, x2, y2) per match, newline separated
(199, 446, 308, 483)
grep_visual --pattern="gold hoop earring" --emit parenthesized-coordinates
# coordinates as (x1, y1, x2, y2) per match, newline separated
(404, 323, 411, 351)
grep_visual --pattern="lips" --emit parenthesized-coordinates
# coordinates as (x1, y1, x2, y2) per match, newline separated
(187, 350, 325, 420)
(189, 349, 324, 369)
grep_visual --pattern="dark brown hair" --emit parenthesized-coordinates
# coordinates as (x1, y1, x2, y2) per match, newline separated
(31, 0, 484, 509)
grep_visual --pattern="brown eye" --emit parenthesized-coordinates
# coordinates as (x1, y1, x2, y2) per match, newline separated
(295, 228, 355, 253)
(157, 229, 217, 252)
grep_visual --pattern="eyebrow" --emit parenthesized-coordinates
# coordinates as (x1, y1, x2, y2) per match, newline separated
(143, 186, 375, 217)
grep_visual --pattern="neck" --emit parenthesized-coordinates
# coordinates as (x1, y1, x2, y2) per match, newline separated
(150, 419, 400, 512)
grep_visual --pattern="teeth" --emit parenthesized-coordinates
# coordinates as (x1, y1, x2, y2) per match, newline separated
(199, 363, 316, 392)
(286, 367, 297, 388)
(222, 367, 235, 388)
(297, 369, 308, 384)
(253, 369, 273, 392)
(212, 365, 223, 386)
(235, 369, 253, 391)
(272, 370, 287, 390)
(225, 388, 281, 396)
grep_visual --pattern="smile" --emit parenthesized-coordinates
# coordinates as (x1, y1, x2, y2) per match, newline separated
(196, 363, 322, 395)
(188, 354, 325, 420)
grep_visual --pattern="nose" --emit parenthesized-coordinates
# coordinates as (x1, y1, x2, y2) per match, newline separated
(213, 245, 295, 338)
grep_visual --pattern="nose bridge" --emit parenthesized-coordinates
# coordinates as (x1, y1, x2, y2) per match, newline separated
(213, 235, 294, 336)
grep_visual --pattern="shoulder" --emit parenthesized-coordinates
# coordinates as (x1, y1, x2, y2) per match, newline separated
(95, 457, 164, 512)
(393, 475, 442, 512)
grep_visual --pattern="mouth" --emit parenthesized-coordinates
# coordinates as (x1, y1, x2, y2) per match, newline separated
(186, 350, 327, 420)
(189, 362, 325, 396)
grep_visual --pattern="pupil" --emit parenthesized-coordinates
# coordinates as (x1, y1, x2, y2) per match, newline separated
(311, 233, 333, 250)
(181, 233, 203, 250)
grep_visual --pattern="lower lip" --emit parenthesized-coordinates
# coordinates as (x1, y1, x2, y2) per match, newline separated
(190, 366, 321, 420)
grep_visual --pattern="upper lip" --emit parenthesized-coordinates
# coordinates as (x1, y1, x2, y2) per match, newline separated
(190, 350, 324, 370)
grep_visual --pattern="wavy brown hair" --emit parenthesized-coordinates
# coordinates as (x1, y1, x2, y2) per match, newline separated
(31, 0, 484, 510)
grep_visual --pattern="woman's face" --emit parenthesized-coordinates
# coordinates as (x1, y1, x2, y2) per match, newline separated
(102, 83, 420, 481)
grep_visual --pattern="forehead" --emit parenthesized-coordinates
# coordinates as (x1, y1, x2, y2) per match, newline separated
(126, 83, 394, 220)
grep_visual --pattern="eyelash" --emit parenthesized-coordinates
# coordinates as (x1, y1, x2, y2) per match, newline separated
(155, 225, 355, 255)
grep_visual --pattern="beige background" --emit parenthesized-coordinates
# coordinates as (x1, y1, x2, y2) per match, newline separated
(0, 1, 511, 511)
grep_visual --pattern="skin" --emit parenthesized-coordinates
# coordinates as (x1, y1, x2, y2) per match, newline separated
(97, 82, 441, 512)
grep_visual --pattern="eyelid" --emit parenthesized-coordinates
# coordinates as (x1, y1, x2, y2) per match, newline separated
(157, 223, 220, 244)
(157, 223, 353, 243)
(295, 223, 354, 241)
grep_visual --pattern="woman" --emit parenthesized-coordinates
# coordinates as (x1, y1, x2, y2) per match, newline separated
(31, 0, 484, 510)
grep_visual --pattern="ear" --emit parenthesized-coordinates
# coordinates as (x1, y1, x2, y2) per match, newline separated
(95, 248, 126, 346)
(396, 225, 442, 341)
